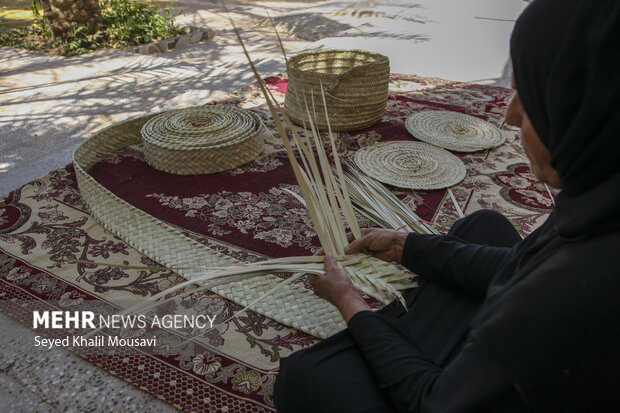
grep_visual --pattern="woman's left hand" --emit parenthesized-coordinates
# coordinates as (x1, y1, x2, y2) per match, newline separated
(308, 255, 371, 323)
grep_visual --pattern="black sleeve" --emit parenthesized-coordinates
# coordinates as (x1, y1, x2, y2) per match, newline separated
(402, 233, 513, 298)
(347, 311, 525, 413)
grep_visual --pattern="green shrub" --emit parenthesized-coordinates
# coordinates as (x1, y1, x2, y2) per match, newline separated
(0, 0, 52, 50)
(0, 0, 184, 56)
(100, 0, 183, 48)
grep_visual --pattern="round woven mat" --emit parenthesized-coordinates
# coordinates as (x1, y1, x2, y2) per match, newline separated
(354, 141, 466, 190)
(405, 110, 505, 152)
(141, 106, 264, 175)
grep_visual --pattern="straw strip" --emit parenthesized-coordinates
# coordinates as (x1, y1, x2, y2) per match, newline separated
(229, 12, 411, 304)
(448, 188, 465, 218)
(339, 163, 439, 234)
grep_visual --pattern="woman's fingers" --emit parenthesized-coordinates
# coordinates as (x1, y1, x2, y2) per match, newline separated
(307, 273, 324, 298)
(316, 228, 383, 256)
(345, 230, 369, 254)
(345, 228, 382, 254)
(324, 254, 338, 272)
(346, 231, 356, 243)
(309, 256, 341, 299)
(346, 228, 375, 242)
(360, 228, 373, 236)
(344, 234, 370, 254)
(316, 229, 372, 256)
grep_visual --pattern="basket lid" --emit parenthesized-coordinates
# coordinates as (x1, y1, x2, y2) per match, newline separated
(141, 106, 261, 150)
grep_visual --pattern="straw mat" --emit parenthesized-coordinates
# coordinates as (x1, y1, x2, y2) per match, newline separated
(406, 110, 506, 152)
(354, 141, 466, 190)
(74, 112, 356, 339)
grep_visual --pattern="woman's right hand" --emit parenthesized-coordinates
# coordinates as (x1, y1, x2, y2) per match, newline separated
(344, 228, 408, 264)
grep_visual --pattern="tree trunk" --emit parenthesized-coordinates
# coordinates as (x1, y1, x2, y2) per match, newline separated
(40, 0, 100, 40)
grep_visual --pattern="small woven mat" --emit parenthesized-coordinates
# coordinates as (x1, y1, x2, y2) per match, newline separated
(141, 106, 264, 175)
(354, 141, 466, 190)
(405, 110, 505, 152)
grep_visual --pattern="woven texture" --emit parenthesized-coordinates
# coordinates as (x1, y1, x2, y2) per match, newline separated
(354, 141, 466, 190)
(284, 49, 390, 132)
(141, 106, 264, 175)
(406, 110, 506, 152)
(73, 112, 410, 338)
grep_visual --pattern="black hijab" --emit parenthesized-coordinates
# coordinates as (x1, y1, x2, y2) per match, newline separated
(469, 2, 620, 410)
(510, 0, 620, 197)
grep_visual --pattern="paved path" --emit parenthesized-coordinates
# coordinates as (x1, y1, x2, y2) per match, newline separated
(0, 1, 527, 411)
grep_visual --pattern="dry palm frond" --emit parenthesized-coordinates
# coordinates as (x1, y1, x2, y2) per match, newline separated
(447, 188, 465, 219)
(265, 9, 287, 63)
(211, 20, 412, 305)
(81, 252, 412, 340)
(544, 183, 556, 206)
(340, 162, 439, 234)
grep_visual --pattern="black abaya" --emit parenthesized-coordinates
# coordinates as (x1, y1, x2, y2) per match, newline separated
(275, 1, 620, 410)
(274, 210, 524, 413)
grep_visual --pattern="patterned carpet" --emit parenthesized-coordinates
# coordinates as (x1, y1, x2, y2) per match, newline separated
(0, 74, 554, 412)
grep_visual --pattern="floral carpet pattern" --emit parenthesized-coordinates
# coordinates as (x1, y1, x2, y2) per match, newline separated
(0, 74, 554, 412)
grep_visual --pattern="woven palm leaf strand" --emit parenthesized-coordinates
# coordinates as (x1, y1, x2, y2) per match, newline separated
(339, 162, 439, 235)
(228, 18, 411, 304)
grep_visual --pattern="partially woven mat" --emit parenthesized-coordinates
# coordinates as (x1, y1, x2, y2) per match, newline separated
(354, 141, 466, 190)
(405, 110, 506, 152)
(142, 105, 264, 175)
(75, 113, 350, 339)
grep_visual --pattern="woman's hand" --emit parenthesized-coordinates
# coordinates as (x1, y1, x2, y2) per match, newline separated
(308, 255, 371, 323)
(344, 228, 408, 264)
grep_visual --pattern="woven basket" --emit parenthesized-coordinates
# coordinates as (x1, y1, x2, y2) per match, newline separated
(284, 49, 390, 132)
(141, 106, 264, 175)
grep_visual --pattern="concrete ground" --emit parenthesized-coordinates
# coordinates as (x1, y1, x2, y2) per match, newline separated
(0, 0, 527, 411)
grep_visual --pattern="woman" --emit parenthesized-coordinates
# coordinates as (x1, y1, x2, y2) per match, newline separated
(274, 0, 620, 411)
